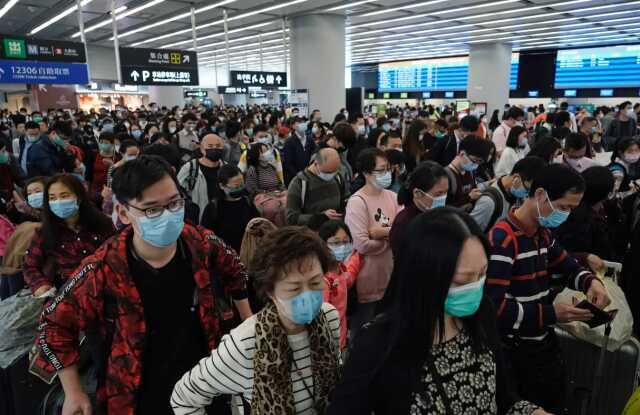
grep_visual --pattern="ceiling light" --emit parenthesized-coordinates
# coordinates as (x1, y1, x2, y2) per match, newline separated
(71, 0, 164, 38)
(30, 0, 96, 35)
(326, 0, 378, 11)
(0, 0, 19, 20)
(361, 0, 448, 17)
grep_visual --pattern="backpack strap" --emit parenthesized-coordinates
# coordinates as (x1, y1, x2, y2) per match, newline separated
(445, 166, 458, 198)
(492, 220, 519, 259)
(297, 171, 308, 209)
(482, 187, 505, 232)
(187, 159, 199, 192)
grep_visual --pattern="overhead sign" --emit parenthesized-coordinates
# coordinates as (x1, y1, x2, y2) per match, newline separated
(230, 70, 286, 88)
(0, 35, 86, 63)
(0, 59, 89, 84)
(184, 89, 208, 98)
(119, 47, 198, 86)
(218, 86, 248, 94)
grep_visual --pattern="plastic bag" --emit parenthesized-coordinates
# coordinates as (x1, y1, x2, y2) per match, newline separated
(0, 289, 47, 368)
(554, 277, 633, 352)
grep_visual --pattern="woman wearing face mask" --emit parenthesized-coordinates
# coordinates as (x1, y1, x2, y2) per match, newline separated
(200, 165, 258, 253)
(318, 219, 363, 350)
(23, 174, 114, 297)
(310, 121, 326, 145)
(345, 148, 401, 338)
(102, 140, 142, 217)
(90, 132, 119, 204)
(162, 117, 179, 145)
(11, 176, 47, 223)
(609, 137, 640, 196)
(171, 226, 341, 415)
(495, 126, 529, 178)
(328, 208, 552, 415)
(403, 119, 428, 173)
(130, 122, 144, 143)
(245, 142, 287, 226)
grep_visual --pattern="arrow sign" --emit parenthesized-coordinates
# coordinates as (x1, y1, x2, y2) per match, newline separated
(130, 70, 140, 81)
(275, 75, 282, 84)
(182, 55, 190, 64)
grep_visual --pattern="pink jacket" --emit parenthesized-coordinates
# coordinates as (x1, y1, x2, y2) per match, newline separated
(0, 215, 16, 258)
(323, 252, 363, 349)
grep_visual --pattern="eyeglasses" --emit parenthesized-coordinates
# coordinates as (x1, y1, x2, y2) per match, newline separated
(373, 167, 391, 174)
(126, 197, 185, 219)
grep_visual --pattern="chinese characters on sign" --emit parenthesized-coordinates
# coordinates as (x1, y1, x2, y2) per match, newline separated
(0, 60, 89, 84)
(217, 86, 249, 94)
(229, 70, 287, 88)
(120, 47, 198, 86)
(0, 36, 86, 63)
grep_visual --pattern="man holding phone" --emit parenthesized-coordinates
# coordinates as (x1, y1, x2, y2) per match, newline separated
(486, 163, 611, 413)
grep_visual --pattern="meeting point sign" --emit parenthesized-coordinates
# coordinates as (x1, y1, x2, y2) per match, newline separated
(120, 47, 199, 86)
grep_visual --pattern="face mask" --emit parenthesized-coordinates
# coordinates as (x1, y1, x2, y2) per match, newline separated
(27, 134, 39, 143)
(53, 136, 65, 147)
(135, 207, 185, 248)
(256, 135, 272, 145)
(461, 155, 479, 172)
(139, 120, 147, 128)
(168, 127, 177, 134)
(382, 123, 391, 133)
(428, 193, 447, 209)
(33, 116, 43, 123)
(317, 170, 338, 182)
(510, 186, 528, 199)
(444, 276, 486, 317)
(99, 143, 113, 154)
(357, 125, 366, 135)
(330, 243, 353, 262)
(536, 192, 570, 228)
(518, 138, 528, 149)
(626, 109, 635, 118)
(124, 154, 137, 162)
(297, 122, 308, 134)
(224, 185, 245, 199)
(262, 149, 276, 164)
(245, 128, 253, 137)
(132, 130, 143, 139)
(49, 199, 79, 219)
(275, 290, 324, 325)
(115, 144, 121, 153)
(102, 123, 114, 133)
(435, 131, 445, 139)
(565, 157, 586, 172)
(373, 170, 393, 189)
(27, 192, 44, 209)
(0, 152, 8, 164)
(312, 127, 320, 135)
(624, 154, 640, 164)
(205, 148, 224, 162)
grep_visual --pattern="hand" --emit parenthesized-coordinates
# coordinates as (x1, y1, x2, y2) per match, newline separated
(323, 209, 343, 220)
(586, 278, 611, 309)
(102, 158, 113, 167)
(62, 390, 92, 415)
(586, 254, 605, 273)
(369, 226, 390, 240)
(101, 186, 113, 201)
(554, 301, 593, 323)
(533, 408, 554, 415)
(33, 285, 53, 298)
(469, 188, 482, 201)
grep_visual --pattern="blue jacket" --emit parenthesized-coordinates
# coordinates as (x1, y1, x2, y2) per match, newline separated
(19, 136, 74, 178)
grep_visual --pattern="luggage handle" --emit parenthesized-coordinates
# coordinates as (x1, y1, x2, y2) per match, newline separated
(586, 321, 613, 415)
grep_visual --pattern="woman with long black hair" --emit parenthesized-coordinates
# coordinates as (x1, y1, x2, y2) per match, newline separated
(23, 174, 114, 296)
(328, 208, 551, 415)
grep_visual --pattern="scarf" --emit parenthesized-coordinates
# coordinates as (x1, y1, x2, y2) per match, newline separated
(251, 301, 340, 414)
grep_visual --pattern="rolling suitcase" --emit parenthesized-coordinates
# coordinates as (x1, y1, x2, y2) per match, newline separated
(556, 326, 640, 415)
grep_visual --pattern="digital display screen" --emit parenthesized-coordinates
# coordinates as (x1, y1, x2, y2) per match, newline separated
(367, 92, 375, 99)
(383, 92, 390, 99)
(422, 92, 431, 98)
(555, 45, 640, 88)
(400, 92, 408, 98)
(564, 89, 577, 97)
(445, 91, 454, 98)
(600, 89, 614, 97)
(378, 53, 519, 92)
(528, 90, 539, 97)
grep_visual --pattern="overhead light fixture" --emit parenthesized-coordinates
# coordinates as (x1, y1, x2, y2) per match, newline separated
(129, 0, 310, 46)
(30, 0, 96, 35)
(161, 21, 276, 48)
(326, 0, 378, 11)
(71, 0, 164, 38)
(0, 0, 19, 19)
(360, 0, 448, 17)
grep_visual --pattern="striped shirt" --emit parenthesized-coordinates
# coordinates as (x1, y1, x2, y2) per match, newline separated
(245, 163, 283, 198)
(171, 303, 340, 415)
(486, 210, 595, 342)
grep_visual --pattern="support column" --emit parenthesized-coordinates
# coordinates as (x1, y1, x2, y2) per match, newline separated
(148, 86, 183, 107)
(467, 42, 512, 118)
(290, 14, 345, 118)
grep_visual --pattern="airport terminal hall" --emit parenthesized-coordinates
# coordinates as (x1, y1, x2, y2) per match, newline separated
(4, 0, 640, 414)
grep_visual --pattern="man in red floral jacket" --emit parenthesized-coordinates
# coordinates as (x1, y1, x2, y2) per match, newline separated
(32, 155, 252, 415)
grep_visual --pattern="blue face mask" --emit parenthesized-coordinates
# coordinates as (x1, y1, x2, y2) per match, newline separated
(461, 154, 479, 172)
(297, 122, 308, 134)
(382, 123, 391, 133)
(374, 170, 393, 189)
(444, 276, 486, 317)
(510, 186, 529, 199)
(330, 243, 353, 262)
(27, 192, 44, 209)
(536, 192, 570, 228)
(245, 128, 254, 137)
(49, 199, 79, 219)
(427, 194, 447, 209)
(132, 130, 143, 139)
(135, 207, 185, 247)
(99, 143, 113, 153)
(276, 290, 324, 325)
(102, 123, 114, 133)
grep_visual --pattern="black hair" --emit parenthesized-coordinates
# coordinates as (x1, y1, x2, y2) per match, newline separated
(613, 137, 640, 161)
(560, 102, 569, 110)
(620, 101, 632, 111)
(504, 106, 525, 121)
(50, 120, 72, 138)
(554, 111, 571, 128)
(246, 142, 268, 167)
(529, 136, 561, 163)
(391, 208, 492, 355)
(217, 164, 242, 186)
(25, 121, 39, 130)
(118, 139, 140, 154)
(564, 133, 588, 151)
(41, 174, 113, 251)
(459, 115, 479, 133)
(112, 155, 178, 204)
(459, 135, 491, 160)
(142, 142, 181, 171)
(318, 219, 353, 242)
(254, 124, 269, 134)
(98, 132, 115, 143)
(581, 166, 614, 206)
(385, 148, 405, 166)
(511, 156, 546, 182)
(397, 160, 447, 206)
(505, 125, 527, 149)
(181, 113, 197, 123)
(405, 119, 427, 159)
(225, 120, 242, 139)
(348, 112, 364, 124)
(357, 147, 387, 174)
(529, 163, 585, 200)
(333, 122, 356, 148)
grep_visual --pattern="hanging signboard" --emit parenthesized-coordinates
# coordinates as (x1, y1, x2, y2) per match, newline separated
(218, 86, 248, 94)
(0, 35, 86, 63)
(184, 89, 208, 98)
(0, 59, 89, 84)
(120, 47, 199, 86)
(230, 70, 287, 88)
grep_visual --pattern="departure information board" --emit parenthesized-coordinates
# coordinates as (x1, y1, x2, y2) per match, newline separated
(377, 53, 519, 92)
(555, 45, 640, 88)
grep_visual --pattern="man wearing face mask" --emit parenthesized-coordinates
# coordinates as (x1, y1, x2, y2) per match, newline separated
(470, 156, 546, 232)
(18, 121, 42, 177)
(557, 133, 598, 174)
(286, 148, 344, 226)
(32, 155, 251, 415)
(178, 113, 199, 159)
(27, 121, 75, 178)
(486, 164, 610, 413)
(492, 106, 526, 157)
(428, 115, 479, 167)
(445, 136, 492, 210)
(283, 116, 316, 185)
(223, 120, 247, 167)
(604, 101, 638, 151)
(177, 134, 226, 222)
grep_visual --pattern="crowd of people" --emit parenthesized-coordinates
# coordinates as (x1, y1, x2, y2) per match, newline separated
(0, 98, 638, 414)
